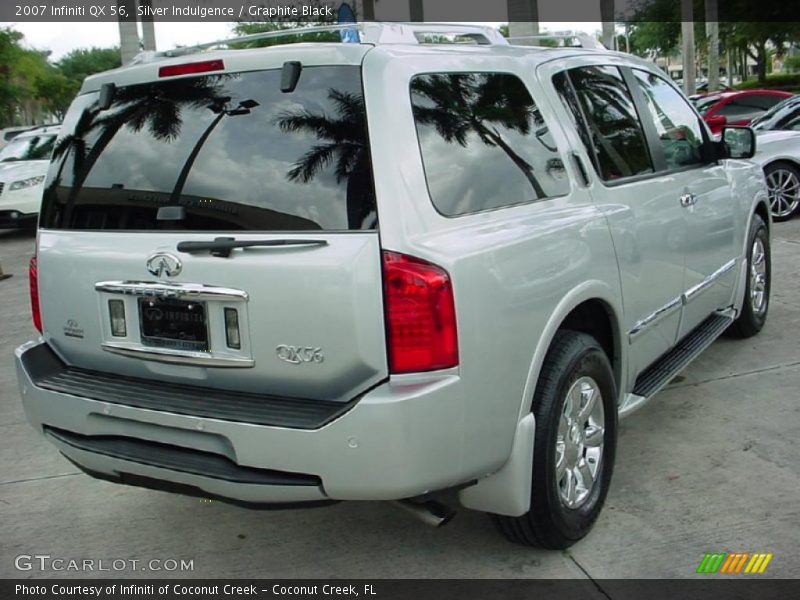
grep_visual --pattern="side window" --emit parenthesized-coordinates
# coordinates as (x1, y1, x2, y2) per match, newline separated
(410, 72, 569, 217)
(632, 70, 705, 170)
(749, 94, 785, 110)
(556, 66, 653, 181)
(717, 98, 761, 118)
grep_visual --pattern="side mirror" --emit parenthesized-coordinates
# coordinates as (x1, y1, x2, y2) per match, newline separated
(720, 126, 756, 159)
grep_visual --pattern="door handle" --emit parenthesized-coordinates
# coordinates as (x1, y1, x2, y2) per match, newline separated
(679, 193, 697, 207)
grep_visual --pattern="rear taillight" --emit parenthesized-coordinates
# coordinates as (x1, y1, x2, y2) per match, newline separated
(382, 251, 458, 374)
(29, 255, 42, 333)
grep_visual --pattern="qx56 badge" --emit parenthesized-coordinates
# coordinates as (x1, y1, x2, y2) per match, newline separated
(276, 345, 324, 365)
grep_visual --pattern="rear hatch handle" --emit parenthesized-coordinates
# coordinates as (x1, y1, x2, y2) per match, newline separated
(177, 237, 328, 258)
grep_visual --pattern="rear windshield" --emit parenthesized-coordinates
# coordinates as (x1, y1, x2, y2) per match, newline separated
(40, 66, 377, 231)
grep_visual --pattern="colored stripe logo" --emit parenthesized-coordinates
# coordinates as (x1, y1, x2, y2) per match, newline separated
(697, 552, 773, 574)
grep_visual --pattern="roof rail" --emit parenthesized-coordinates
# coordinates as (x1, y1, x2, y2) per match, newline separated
(144, 22, 506, 60)
(507, 31, 606, 50)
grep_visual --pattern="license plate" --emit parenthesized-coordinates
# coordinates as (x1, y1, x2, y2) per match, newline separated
(139, 298, 208, 352)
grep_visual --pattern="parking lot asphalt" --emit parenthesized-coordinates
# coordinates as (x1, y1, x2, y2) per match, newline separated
(1, 222, 798, 581)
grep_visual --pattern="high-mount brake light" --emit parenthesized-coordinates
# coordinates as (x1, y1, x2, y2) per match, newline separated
(159, 60, 225, 78)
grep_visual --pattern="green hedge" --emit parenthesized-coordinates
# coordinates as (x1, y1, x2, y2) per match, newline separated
(735, 73, 800, 92)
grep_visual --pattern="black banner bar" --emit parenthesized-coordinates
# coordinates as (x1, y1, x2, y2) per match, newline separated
(2, 0, 797, 23)
(4, 579, 800, 600)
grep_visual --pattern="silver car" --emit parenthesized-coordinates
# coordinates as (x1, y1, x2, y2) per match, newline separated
(15, 23, 771, 549)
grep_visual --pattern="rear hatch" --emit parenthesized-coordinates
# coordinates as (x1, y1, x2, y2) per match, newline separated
(35, 47, 387, 402)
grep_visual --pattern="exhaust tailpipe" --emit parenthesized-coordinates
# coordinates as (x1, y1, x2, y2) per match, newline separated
(392, 499, 456, 527)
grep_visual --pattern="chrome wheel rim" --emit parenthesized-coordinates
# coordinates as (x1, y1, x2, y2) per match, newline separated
(767, 168, 800, 218)
(556, 376, 605, 509)
(750, 237, 768, 315)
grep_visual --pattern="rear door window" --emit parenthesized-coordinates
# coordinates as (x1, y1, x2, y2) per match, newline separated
(554, 66, 653, 182)
(40, 66, 377, 231)
(410, 72, 569, 217)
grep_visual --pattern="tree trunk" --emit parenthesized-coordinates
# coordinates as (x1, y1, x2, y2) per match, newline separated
(139, 0, 157, 52)
(409, 0, 423, 21)
(705, 0, 719, 91)
(474, 120, 546, 199)
(117, 0, 140, 65)
(507, 0, 539, 46)
(600, 0, 615, 50)
(681, 0, 696, 96)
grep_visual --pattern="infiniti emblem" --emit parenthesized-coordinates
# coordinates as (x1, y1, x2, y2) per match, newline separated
(146, 253, 182, 278)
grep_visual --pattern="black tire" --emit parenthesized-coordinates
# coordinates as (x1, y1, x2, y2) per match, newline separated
(729, 214, 770, 339)
(492, 331, 617, 549)
(764, 162, 800, 222)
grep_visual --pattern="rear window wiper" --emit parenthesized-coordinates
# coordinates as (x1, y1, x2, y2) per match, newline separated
(177, 237, 328, 258)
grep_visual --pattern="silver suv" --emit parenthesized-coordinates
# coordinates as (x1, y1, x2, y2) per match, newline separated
(15, 24, 771, 549)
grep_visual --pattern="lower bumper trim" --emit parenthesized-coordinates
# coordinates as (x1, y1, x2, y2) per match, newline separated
(66, 459, 338, 511)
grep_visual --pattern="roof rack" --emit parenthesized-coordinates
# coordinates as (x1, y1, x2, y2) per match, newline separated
(507, 31, 605, 50)
(148, 22, 507, 60)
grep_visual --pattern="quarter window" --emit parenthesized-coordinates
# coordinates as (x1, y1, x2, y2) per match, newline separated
(410, 72, 569, 217)
(555, 66, 653, 182)
(631, 69, 705, 170)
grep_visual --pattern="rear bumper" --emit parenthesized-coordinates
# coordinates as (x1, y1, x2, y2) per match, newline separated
(16, 340, 469, 505)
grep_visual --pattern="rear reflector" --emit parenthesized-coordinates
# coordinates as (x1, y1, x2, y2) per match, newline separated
(159, 59, 225, 78)
(382, 251, 458, 374)
(29, 255, 42, 333)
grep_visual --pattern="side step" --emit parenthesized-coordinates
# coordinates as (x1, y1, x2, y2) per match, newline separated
(632, 313, 734, 399)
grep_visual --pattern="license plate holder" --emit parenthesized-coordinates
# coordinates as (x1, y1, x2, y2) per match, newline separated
(138, 297, 209, 352)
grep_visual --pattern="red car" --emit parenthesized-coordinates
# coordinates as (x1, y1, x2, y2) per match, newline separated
(693, 89, 794, 134)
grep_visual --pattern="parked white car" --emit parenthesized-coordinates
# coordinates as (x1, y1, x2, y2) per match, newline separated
(0, 125, 59, 228)
(751, 130, 800, 221)
(747, 96, 800, 221)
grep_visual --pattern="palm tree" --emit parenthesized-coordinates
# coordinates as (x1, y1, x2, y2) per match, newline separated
(50, 75, 230, 224)
(275, 88, 374, 228)
(410, 73, 547, 198)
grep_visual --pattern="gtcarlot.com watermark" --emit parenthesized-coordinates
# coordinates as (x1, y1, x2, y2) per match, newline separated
(14, 554, 194, 572)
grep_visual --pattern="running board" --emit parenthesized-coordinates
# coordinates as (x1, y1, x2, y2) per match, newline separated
(620, 312, 734, 417)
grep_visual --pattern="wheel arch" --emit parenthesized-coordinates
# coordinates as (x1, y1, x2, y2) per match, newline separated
(459, 283, 625, 517)
(517, 282, 624, 421)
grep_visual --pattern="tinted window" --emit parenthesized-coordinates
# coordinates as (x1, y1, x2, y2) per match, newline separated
(0, 134, 56, 162)
(717, 97, 771, 119)
(559, 66, 653, 181)
(748, 94, 785, 110)
(40, 66, 377, 231)
(410, 72, 569, 217)
(632, 70, 705, 170)
(752, 97, 800, 130)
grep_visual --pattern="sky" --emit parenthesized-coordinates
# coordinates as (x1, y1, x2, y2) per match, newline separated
(3, 21, 600, 60)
